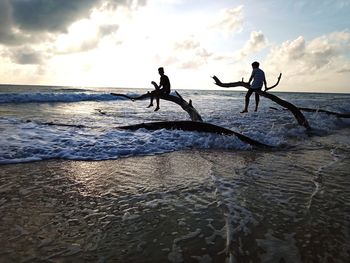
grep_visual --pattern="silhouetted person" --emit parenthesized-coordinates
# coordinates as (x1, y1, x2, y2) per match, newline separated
(241, 61, 267, 113)
(147, 67, 171, 111)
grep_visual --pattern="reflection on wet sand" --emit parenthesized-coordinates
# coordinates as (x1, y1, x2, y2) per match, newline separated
(1, 144, 349, 262)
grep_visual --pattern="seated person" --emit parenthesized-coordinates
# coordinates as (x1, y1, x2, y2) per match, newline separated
(147, 67, 171, 111)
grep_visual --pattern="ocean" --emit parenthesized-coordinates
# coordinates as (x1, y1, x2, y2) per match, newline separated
(1, 84, 350, 262)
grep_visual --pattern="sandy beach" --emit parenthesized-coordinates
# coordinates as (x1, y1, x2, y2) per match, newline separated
(1, 127, 350, 262)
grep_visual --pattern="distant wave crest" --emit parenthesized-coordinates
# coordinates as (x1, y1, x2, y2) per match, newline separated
(0, 92, 126, 103)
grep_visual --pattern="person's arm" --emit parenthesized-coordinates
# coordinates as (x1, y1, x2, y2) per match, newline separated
(158, 76, 165, 91)
(248, 74, 254, 85)
(248, 71, 254, 84)
(151, 81, 159, 90)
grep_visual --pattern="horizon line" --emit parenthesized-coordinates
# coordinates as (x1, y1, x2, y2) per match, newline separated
(0, 83, 349, 95)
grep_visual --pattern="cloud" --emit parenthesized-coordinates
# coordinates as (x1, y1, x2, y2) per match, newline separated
(337, 67, 350, 73)
(266, 31, 350, 76)
(0, 0, 28, 45)
(237, 31, 267, 59)
(158, 36, 213, 69)
(174, 38, 200, 51)
(0, 0, 147, 46)
(0, 0, 144, 68)
(56, 23, 120, 54)
(98, 24, 120, 37)
(263, 31, 350, 90)
(211, 6, 244, 35)
(11, 0, 97, 33)
(11, 0, 146, 33)
(10, 48, 45, 65)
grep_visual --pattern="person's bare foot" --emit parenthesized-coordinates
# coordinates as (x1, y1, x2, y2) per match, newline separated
(154, 107, 160, 111)
(147, 104, 153, 108)
(240, 110, 248, 113)
(254, 109, 258, 112)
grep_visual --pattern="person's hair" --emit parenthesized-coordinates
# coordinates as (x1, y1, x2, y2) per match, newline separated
(252, 61, 259, 68)
(158, 67, 164, 72)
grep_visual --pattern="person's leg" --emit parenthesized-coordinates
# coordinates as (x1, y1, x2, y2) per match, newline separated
(147, 90, 160, 108)
(147, 95, 154, 107)
(147, 90, 155, 108)
(154, 96, 160, 111)
(254, 92, 260, 112)
(154, 90, 168, 111)
(241, 89, 253, 113)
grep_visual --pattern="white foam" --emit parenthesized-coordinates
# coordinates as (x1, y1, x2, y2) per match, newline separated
(1, 90, 349, 164)
(0, 117, 251, 164)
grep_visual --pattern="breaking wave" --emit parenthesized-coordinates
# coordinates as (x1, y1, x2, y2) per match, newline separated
(0, 92, 130, 104)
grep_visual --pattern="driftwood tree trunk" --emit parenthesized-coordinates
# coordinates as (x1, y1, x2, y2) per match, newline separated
(270, 107, 350, 118)
(212, 75, 311, 130)
(110, 89, 272, 148)
(118, 120, 272, 148)
(111, 90, 203, 122)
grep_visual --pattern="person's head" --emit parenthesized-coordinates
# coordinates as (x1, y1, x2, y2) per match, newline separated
(252, 61, 260, 69)
(158, 67, 164, 75)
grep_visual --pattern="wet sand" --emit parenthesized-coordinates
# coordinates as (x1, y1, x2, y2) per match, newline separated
(1, 131, 350, 262)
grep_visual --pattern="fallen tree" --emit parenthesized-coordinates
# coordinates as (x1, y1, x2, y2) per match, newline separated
(270, 107, 350, 118)
(212, 74, 311, 130)
(111, 89, 270, 148)
(118, 120, 272, 148)
(298, 107, 350, 118)
(111, 90, 203, 122)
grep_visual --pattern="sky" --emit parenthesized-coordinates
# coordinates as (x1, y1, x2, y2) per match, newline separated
(0, 0, 349, 93)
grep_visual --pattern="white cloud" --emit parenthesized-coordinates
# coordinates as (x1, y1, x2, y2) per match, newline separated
(174, 38, 200, 51)
(55, 20, 120, 54)
(237, 30, 267, 59)
(162, 36, 213, 69)
(264, 31, 350, 91)
(211, 6, 244, 35)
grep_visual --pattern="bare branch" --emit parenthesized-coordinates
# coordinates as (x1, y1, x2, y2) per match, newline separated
(212, 75, 311, 129)
(265, 73, 282, 91)
(257, 90, 310, 129)
(110, 92, 149, 101)
(212, 73, 282, 91)
(212, 75, 250, 89)
(111, 91, 203, 122)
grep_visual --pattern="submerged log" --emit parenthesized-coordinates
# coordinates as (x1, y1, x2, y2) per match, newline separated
(212, 75, 311, 130)
(298, 107, 350, 118)
(111, 91, 203, 122)
(270, 107, 350, 118)
(118, 120, 272, 148)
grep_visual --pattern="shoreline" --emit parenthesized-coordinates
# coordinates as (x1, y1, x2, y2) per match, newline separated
(1, 146, 349, 262)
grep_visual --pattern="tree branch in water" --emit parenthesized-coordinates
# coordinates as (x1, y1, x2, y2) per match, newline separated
(111, 91, 203, 122)
(212, 74, 311, 130)
(118, 120, 272, 148)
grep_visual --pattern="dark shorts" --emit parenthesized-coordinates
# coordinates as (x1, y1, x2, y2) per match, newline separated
(151, 89, 170, 96)
(246, 87, 261, 97)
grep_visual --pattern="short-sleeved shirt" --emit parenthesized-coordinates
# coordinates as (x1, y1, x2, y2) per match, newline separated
(160, 75, 171, 94)
(250, 68, 265, 89)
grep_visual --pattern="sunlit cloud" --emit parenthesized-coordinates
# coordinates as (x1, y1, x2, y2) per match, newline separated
(211, 5, 244, 36)
(237, 30, 267, 59)
(264, 31, 350, 92)
(0, 1, 349, 92)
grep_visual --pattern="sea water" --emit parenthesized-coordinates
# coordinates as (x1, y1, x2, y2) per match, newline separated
(1, 84, 349, 164)
(1, 85, 350, 262)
